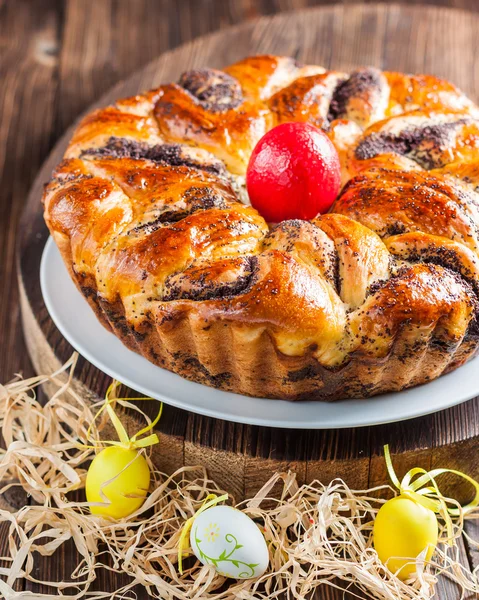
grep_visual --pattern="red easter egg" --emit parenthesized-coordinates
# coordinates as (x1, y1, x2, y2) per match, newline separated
(246, 122, 341, 222)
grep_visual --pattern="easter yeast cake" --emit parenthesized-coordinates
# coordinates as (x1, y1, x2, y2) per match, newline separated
(43, 55, 479, 401)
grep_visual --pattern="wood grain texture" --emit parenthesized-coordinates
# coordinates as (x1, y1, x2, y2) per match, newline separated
(1, 1, 479, 598)
(0, 0, 63, 593)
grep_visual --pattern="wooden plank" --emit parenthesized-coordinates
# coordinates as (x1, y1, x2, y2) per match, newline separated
(0, 0, 61, 382)
(369, 415, 433, 492)
(436, 533, 477, 600)
(0, 0, 62, 590)
(464, 519, 479, 573)
(185, 416, 247, 499)
(245, 425, 308, 499)
(306, 426, 371, 490)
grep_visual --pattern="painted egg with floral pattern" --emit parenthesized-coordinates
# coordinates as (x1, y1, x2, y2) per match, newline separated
(190, 505, 269, 579)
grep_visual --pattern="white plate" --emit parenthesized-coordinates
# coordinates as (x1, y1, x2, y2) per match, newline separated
(40, 237, 479, 429)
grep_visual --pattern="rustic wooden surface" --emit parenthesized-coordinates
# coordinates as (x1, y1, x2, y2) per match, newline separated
(2, 1, 479, 598)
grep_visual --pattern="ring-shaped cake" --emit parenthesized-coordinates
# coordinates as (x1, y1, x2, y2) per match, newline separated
(43, 55, 479, 401)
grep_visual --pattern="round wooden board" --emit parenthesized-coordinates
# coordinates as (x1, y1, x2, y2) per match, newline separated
(18, 2, 479, 502)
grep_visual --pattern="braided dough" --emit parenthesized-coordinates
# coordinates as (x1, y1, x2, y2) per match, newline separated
(43, 55, 479, 400)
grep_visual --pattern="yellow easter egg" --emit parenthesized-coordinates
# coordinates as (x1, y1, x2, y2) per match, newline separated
(85, 446, 150, 519)
(373, 495, 438, 580)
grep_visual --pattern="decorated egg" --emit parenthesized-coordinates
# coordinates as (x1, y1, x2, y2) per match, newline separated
(86, 446, 150, 519)
(246, 121, 341, 222)
(373, 495, 438, 580)
(190, 505, 269, 579)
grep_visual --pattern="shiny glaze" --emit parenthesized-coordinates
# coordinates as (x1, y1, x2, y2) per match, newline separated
(335, 168, 479, 253)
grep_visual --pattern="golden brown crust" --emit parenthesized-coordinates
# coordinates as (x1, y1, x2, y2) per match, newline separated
(43, 55, 479, 401)
(384, 72, 478, 115)
(269, 72, 347, 128)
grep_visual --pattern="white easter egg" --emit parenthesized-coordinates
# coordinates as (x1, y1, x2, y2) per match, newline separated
(190, 505, 269, 579)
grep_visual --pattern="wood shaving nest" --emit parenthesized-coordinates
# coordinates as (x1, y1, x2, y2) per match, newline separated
(0, 354, 478, 600)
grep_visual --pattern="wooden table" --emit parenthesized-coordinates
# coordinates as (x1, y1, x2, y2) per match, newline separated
(2, 1, 479, 598)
